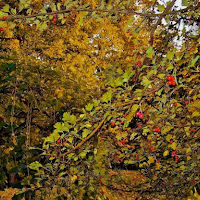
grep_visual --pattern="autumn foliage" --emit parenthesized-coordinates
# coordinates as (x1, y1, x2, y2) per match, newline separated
(0, 0, 200, 199)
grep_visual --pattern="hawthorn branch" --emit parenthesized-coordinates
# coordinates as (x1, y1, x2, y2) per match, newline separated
(3, 5, 199, 22)
(149, 0, 176, 46)
(54, 117, 106, 175)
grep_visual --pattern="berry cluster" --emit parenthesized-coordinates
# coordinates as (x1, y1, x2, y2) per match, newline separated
(136, 111, 144, 119)
(155, 127, 161, 133)
(52, 13, 57, 22)
(135, 61, 142, 67)
(167, 75, 176, 86)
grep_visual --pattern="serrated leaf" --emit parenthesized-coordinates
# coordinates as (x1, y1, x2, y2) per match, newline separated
(2, 4, 9, 12)
(82, 129, 91, 138)
(85, 103, 94, 111)
(158, 4, 165, 12)
(100, 90, 112, 103)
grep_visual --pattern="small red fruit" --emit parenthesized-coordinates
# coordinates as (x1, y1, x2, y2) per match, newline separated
(185, 101, 189, 104)
(52, 17, 57, 22)
(168, 81, 172, 85)
(175, 156, 179, 162)
(137, 124, 142, 128)
(150, 147, 155, 152)
(102, 135, 105, 139)
(67, 170, 70, 174)
(169, 140, 173, 144)
(0, 27, 3, 31)
(77, 175, 80, 179)
(99, 181, 102, 184)
(52, 13, 57, 17)
(126, 30, 129, 33)
(167, 75, 173, 81)
(150, 1, 153, 5)
(139, 113, 144, 119)
(147, 141, 150, 145)
(155, 127, 161, 133)
(57, 139, 61, 143)
(62, 141, 66, 146)
(171, 80, 176, 85)
(113, 153, 117, 157)
(136, 111, 140, 116)
(24, 186, 27, 190)
(120, 158, 123, 162)
(2, 16, 7, 20)
(57, 174, 60, 178)
(189, 127, 192, 131)
(132, 78, 136, 82)
(192, 128, 196, 132)
(157, 159, 160, 163)
(120, 121, 124, 125)
(135, 156, 138, 160)
(192, 179, 195, 184)
(111, 122, 115, 127)
(172, 150, 177, 157)
(189, 19, 192, 22)
(173, 103, 177, 107)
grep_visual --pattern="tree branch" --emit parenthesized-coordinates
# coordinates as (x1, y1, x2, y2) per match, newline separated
(149, 0, 176, 46)
(3, 5, 199, 22)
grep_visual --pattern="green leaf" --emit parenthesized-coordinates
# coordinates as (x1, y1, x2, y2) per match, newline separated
(2, 4, 9, 12)
(101, 90, 112, 103)
(193, 102, 200, 109)
(63, 112, 76, 124)
(44, 131, 60, 143)
(182, 0, 189, 6)
(54, 122, 69, 132)
(166, 51, 175, 60)
(82, 129, 91, 138)
(29, 161, 43, 170)
(141, 76, 152, 88)
(189, 56, 199, 67)
(85, 103, 94, 111)
(171, 142, 177, 150)
(158, 4, 165, 12)
(146, 46, 154, 59)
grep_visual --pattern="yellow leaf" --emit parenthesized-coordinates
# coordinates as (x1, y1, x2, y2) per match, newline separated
(171, 142, 177, 150)
(192, 111, 200, 117)
(163, 150, 169, 156)
(148, 156, 154, 164)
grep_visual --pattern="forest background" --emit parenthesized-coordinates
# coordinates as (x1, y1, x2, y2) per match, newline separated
(0, 0, 199, 199)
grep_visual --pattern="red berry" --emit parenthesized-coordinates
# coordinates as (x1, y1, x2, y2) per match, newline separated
(139, 113, 144, 119)
(167, 75, 173, 81)
(126, 30, 129, 33)
(150, 1, 153, 5)
(24, 186, 27, 190)
(136, 111, 140, 116)
(137, 124, 142, 129)
(0, 27, 3, 31)
(189, 19, 192, 22)
(173, 103, 177, 106)
(185, 101, 189, 104)
(136, 61, 141, 67)
(57, 174, 60, 178)
(135, 156, 138, 160)
(171, 81, 176, 85)
(62, 141, 66, 146)
(147, 141, 150, 145)
(113, 153, 117, 157)
(102, 135, 105, 139)
(99, 181, 102, 184)
(172, 150, 177, 157)
(52, 13, 57, 17)
(175, 156, 179, 161)
(53, 17, 57, 22)
(132, 78, 136, 82)
(150, 147, 155, 152)
(168, 81, 172, 85)
(192, 129, 196, 132)
(155, 127, 161, 133)
(169, 140, 173, 144)
(120, 121, 124, 125)
(189, 127, 192, 131)
(57, 139, 61, 143)
(67, 170, 70, 174)
(120, 158, 123, 162)
(2, 16, 7, 20)
(157, 159, 160, 163)
(192, 179, 195, 183)
(77, 175, 80, 179)
(129, 33, 132, 36)
(111, 122, 115, 127)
